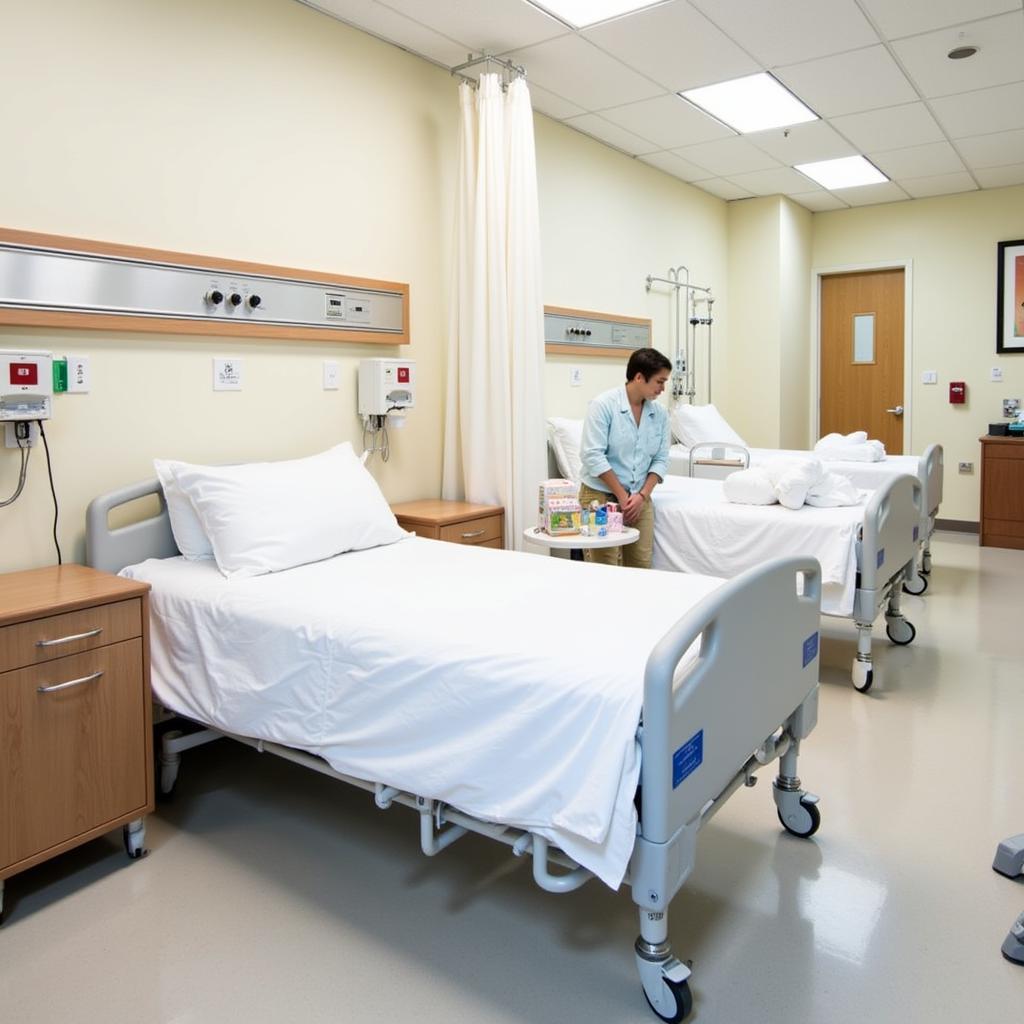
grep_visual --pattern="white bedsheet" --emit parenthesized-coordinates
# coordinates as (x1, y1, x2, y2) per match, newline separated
(652, 476, 864, 617)
(668, 443, 921, 492)
(123, 537, 727, 889)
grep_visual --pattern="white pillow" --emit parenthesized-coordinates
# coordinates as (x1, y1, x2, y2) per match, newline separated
(171, 443, 407, 578)
(546, 417, 583, 482)
(153, 458, 214, 560)
(670, 403, 746, 448)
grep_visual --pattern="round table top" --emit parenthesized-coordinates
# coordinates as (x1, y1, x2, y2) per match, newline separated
(523, 526, 641, 550)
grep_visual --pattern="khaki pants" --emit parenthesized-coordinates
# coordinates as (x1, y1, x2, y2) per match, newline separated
(578, 483, 655, 569)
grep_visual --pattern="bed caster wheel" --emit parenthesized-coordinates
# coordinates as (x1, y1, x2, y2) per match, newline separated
(886, 618, 916, 646)
(777, 797, 821, 839)
(643, 977, 692, 1023)
(123, 820, 147, 860)
(852, 661, 873, 692)
(921, 553, 932, 575)
(902, 574, 928, 596)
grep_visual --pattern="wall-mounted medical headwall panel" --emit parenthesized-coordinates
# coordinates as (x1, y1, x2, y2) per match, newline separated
(0, 228, 408, 344)
(544, 306, 651, 359)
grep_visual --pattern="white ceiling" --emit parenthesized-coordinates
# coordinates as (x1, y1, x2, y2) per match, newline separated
(297, 0, 1024, 210)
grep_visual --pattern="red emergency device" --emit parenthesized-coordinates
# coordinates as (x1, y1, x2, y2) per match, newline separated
(949, 381, 966, 404)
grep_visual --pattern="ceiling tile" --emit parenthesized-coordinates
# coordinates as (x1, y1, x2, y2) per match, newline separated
(857, 0, 1021, 41)
(831, 102, 945, 152)
(775, 46, 919, 118)
(890, 12, 1024, 99)
(868, 141, 966, 178)
(974, 162, 1024, 187)
(582, 0, 759, 92)
(507, 34, 664, 110)
(725, 166, 824, 196)
(674, 136, 780, 176)
(931, 81, 1024, 138)
(527, 82, 587, 120)
(746, 121, 856, 165)
(830, 181, 911, 206)
(600, 94, 733, 149)
(691, 178, 754, 200)
(788, 191, 850, 211)
(688, 0, 879, 67)
(897, 171, 979, 198)
(956, 129, 1024, 168)
(639, 150, 716, 182)
(563, 113, 659, 155)
(382, 0, 569, 52)
(302, 0, 473, 65)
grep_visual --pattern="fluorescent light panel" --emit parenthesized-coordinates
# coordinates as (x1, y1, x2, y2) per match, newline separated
(531, 1, 662, 28)
(796, 155, 888, 189)
(680, 73, 818, 133)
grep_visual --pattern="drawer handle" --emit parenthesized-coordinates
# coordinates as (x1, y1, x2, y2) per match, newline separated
(460, 529, 486, 539)
(36, 627, 103, 648)
(37, 670, 104, 694)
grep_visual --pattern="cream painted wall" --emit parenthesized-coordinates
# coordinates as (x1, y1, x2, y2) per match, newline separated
(779, 199, 813, 449)
(536, 116, 729, 421)
(812, 185, 1024, 522)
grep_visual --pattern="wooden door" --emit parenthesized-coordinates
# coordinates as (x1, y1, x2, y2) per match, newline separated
(820, 269, 905, 454)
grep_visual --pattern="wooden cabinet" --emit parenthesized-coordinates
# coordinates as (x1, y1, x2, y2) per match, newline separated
(980, 436, 1024, 549)
(0, 565, 154, 913)
(391, 500, 505, 550)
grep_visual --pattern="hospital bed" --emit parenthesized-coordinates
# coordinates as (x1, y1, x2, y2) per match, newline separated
(86, 477, 825, 1024)
(544, 417, 942, 596)
(652, 473, 922, 693)
(668, 440, 944, 596)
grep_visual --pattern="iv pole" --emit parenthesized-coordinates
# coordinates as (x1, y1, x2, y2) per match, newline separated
(645, 267, 713, 403)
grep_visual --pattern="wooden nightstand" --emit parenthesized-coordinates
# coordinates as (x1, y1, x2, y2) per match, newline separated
(0, 565, 155, 921)
(980, 436, 1024, 549)
(391, 499, 505, 549)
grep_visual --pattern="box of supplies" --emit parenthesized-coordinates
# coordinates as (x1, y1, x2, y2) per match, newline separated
(544, 497, 581, 535)
(538, 478, 579, 529)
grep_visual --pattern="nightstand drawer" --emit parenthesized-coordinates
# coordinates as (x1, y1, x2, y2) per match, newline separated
(440, 515, 504, 546)
(0, 598, 142, 673)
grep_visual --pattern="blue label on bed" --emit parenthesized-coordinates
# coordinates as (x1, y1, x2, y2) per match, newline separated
(802, 631, 819, 667)
(673, 730, 703, 788)
(913, 525, 920, 542)
(877, 547, 885, 569)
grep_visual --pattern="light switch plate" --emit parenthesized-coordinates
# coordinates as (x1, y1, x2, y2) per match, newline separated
(569, 367, 583, 387)
(213, 357, 243, 391)
(992, 366, 1004, 382)
(921, 370, 937, 385)
(323, 360, 339, 390)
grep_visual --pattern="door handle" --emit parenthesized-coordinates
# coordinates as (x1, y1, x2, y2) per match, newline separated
(885, 405, 904, 416)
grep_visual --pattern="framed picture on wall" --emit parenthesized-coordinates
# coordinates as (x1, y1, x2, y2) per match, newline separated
(997, 238, 1024, 353)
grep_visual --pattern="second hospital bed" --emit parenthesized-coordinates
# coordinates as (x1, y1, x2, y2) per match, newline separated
(86, 476, 824, 1024)
(652, 473, 922, 693)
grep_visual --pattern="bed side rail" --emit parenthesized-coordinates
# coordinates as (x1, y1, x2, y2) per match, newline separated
(858, 473, 922, 593)
(687, 442, 750, 476)
(917, 443, 943, 517)
(86, 478, 179, 573)
(641, 556, 821, 844)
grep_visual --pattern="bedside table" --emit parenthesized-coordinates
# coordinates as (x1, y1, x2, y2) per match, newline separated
(391, 499, 505, 549)
(0, 564, 155, 922)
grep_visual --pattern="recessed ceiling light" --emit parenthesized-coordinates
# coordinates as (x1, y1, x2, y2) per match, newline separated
(530, 1, 662, 28)
(679, 73, 818, 134)
(947, 45, 978, 59)
(796, 155, 888, 190)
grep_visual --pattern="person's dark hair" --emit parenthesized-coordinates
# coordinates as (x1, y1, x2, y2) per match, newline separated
(626, 347, 672, 382)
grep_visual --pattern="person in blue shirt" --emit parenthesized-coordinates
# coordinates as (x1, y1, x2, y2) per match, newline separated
(579, 348, 671, 568)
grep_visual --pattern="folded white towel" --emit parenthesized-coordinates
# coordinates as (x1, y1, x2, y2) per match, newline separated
(722, 466, 777, 505)
(805, 472, 862, 507)
(772, 459, 826, 510)
(816, 431, 867, 448)
(815, 432, 885, 462)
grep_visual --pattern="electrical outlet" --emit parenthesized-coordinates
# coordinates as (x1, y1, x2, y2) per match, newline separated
(991, 366, 1004, 382)
(569, 366, 583, 387)
(323, 360, 339, 390)
(1004, 398, 1021, 418)
(213, 357, 243, 391)
(65, 354, 90, 393)
(958, 461, 974, 474)
(4, 422, 38, 448)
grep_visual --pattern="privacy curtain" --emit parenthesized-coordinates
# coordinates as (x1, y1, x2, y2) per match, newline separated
(442, 73, 546, 551)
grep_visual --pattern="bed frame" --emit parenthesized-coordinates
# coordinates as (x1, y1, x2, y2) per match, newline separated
(87, 479, 824, 1023)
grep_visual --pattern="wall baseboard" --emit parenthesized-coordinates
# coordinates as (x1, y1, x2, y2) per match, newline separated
(935, 518, 979, 534)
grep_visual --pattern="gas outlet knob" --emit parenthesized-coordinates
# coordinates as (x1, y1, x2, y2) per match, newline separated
(247, 294, 262, 309)
(205, 289, 224, 305)
(228, 293, 243, 307)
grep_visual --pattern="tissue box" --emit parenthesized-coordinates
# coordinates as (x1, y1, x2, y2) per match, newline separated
(544, 497, 581, 535)
(538, 479, 579, 529)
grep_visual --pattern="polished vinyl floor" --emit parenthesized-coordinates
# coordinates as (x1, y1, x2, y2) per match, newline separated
(2, 532, 1022, 1023)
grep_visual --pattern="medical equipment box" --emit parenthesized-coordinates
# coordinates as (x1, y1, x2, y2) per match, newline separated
(538, 479, 578, 529)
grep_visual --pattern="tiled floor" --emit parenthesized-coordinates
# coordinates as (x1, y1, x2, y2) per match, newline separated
(2, 532, 1022, 1023)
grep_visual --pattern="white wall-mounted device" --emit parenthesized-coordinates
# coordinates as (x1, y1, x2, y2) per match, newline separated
(358, 358, 416, 418)
(1, 349, 53, 421)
